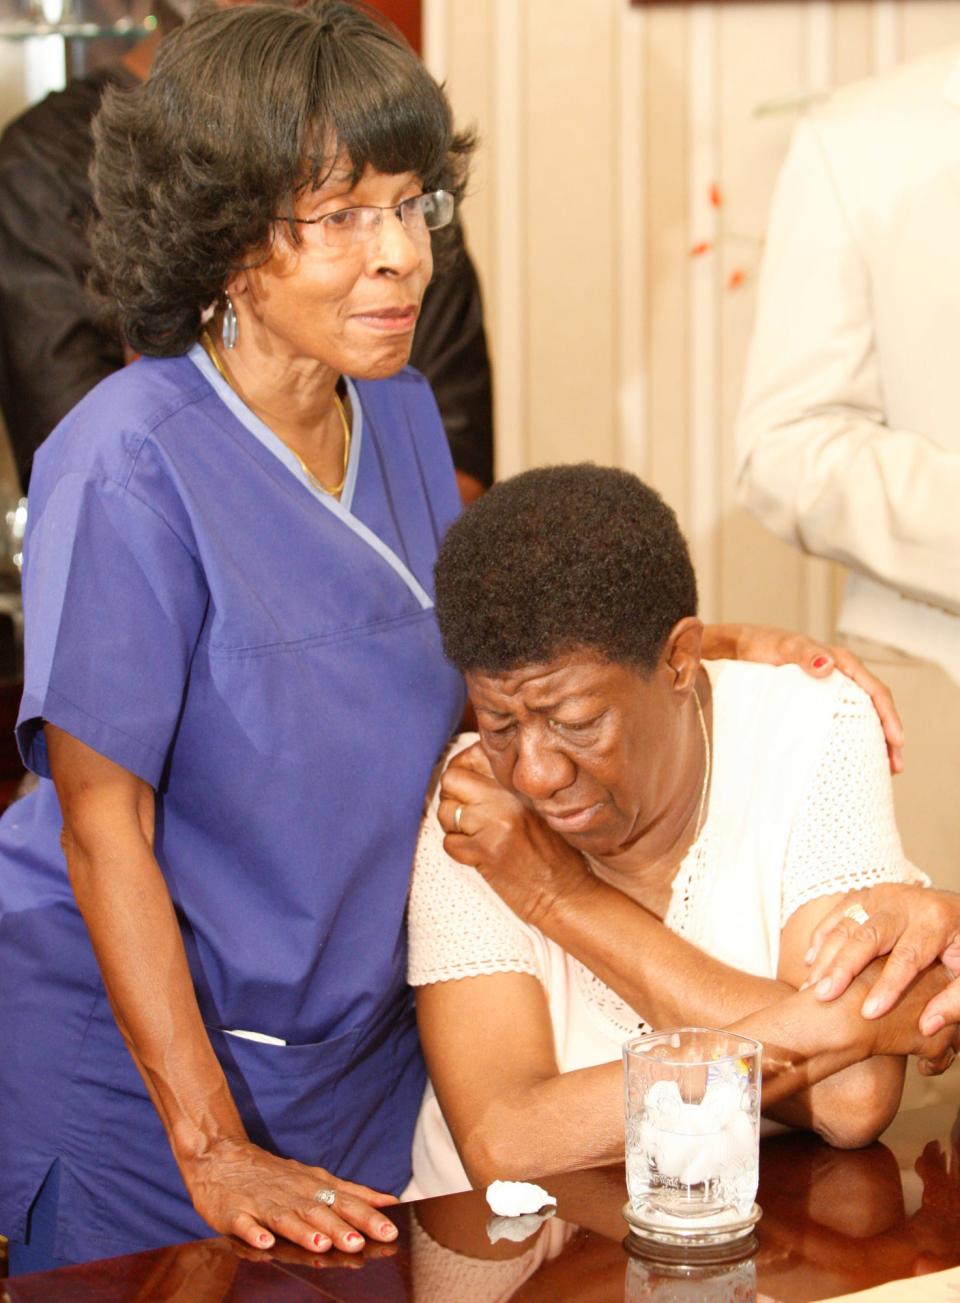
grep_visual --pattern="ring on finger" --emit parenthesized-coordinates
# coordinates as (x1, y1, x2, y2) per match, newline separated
(842, 904, 870, 926)
(453, 804, 464, 834)
(314, 1187, 337, 1207)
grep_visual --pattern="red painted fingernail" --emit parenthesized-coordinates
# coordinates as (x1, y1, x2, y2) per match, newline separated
(345, 1232, 363, 1245)
(812, 655, 829, 669)
(380, 1222, 398, 1238)
(259, 1233, 272, 1246)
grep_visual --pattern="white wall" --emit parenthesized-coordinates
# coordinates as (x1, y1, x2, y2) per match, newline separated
(425, 0, 960, 632)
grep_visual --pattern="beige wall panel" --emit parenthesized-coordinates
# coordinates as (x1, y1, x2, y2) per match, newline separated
(717, 4, 805, 626)
(435, 0, 928, 631)
(614, 0, 648, 480)
(686, 2, 721, 617)
(644, 4, 690, 528)
(0, 46, 25, 131)
(872, 0, 903, 71)
(901, 0, 960, 59)
(833, 1, 873, 85)
(441, 0, 495, 313)
(522, 0, 618, 469)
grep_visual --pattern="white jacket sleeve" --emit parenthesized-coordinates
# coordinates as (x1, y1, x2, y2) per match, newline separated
(735, 115, 960, 615)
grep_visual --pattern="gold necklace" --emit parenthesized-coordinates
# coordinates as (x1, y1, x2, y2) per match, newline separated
(291, 397, 351, 498)
(200, 329, 352, 497)
(691, 688, 711, 843)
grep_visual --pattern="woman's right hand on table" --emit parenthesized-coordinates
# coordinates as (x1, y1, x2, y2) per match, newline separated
(181, 1138, 399, 1254)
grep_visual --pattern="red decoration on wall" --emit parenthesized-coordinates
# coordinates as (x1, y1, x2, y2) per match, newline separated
(368, 0, 421, 53)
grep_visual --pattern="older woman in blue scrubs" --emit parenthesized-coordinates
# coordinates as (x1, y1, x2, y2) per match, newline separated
(0, 0, 469, 1271)
(0, 0, 905, 1277)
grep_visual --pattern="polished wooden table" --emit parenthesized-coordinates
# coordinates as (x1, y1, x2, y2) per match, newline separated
(7, 1088, 960, 1301)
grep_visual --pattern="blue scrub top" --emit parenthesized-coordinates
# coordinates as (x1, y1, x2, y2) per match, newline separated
(0, 351, 465, 1263)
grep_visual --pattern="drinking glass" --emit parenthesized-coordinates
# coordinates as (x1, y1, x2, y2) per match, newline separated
(623, 1027, 762, 1253)
(624, 1252, 757, 1301)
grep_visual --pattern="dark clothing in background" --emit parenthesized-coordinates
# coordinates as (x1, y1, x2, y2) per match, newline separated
(414, 237, 493, 488)
(0, 69, 494, 490)
(0, 70, 127, 488)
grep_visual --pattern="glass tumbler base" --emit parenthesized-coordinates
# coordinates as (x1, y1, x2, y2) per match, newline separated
(622, 1200, 761, 1264)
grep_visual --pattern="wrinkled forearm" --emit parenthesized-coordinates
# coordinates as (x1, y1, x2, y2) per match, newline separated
(538, 879, 904, 1145)
(729, 986, 904, 1146)
(538, 873, 793, 1026)
(458, 1060, 625, 1187)
(458, 989, 899, 1188)
(57, 772, 247, 1173)
(764, 1056, 904, 1147)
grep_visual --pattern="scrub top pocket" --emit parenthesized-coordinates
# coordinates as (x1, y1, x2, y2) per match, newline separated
(205, 1025, 362, 1167)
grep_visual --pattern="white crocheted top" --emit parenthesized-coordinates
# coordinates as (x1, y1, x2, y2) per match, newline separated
(404, 662, 926, 1198)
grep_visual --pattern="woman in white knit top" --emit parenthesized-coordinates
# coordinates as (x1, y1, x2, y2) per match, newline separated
(405, 465, 954, 1199)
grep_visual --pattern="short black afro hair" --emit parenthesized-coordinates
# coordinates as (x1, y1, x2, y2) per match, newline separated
(434, 463, 698, 675)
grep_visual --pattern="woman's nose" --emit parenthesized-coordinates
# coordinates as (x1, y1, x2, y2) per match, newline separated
(367, 209, 424, 278)
(511, 736, 575, 802)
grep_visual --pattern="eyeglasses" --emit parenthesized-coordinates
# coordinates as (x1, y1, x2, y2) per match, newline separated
(283, 190, 455, 249)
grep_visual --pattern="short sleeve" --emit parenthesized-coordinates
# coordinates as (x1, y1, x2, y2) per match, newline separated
(17, 472, 208, 786)
(781, 680, 929, 924)
(406, 772, 539, 987)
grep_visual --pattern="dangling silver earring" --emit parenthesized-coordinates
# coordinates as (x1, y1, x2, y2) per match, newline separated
(222, 294, 238, 350)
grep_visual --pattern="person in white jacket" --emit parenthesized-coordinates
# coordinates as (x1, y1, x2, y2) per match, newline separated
(736, 45, 960, 893)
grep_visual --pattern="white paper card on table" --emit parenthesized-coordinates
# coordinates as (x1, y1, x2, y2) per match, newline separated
(826, 1266, 960, 1302)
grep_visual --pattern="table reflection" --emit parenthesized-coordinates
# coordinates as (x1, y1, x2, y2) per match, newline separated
(5, 1099, 960, 1301)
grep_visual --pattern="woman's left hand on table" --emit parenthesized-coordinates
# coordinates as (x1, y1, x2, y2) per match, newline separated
(437, 742, 592, 926)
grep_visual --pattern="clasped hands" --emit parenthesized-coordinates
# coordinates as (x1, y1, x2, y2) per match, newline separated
(439, 746, 960, 1074)
(805, 882, 960, 1071)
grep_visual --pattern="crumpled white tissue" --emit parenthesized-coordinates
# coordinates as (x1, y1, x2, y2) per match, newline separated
(485, 1179, 557, 1217)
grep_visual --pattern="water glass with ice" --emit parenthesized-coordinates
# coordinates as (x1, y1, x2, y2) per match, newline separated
(623, 1027, 761, 1244)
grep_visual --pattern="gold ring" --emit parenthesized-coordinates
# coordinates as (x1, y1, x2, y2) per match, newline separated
(842, 904, 870, 926)
(453, 804, 464, 834)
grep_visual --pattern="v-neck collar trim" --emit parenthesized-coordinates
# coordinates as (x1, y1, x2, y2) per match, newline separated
(188, 342, 363, 513)
(187, 345, 433, 610)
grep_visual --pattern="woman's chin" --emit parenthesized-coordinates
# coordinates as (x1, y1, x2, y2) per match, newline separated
(345, 340, 416, 382)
